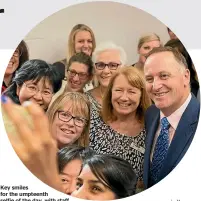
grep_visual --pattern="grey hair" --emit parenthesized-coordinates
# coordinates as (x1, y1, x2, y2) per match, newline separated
(92, 41, 127, 66)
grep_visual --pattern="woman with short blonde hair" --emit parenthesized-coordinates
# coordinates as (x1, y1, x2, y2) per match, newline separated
(47, 92, 90, 149)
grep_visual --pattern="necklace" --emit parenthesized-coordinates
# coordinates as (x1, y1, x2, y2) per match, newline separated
(100, 86, 104, 99)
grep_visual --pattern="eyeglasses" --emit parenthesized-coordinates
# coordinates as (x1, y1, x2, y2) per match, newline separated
(67, 69, 89, 80)
(13, 49, 22, 57)
(58, 111, 87, 127)
(23, 82, 53, 98)
(95, 62, 121, 70)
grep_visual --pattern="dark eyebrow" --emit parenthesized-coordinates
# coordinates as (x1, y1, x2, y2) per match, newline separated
(27, 82, 37, 85)
(69, 68, 87, 74)
(77, 177, 107, 188)
(60, 172, 70, 176)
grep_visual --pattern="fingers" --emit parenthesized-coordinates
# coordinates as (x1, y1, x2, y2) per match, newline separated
(2, 97, 33, 146)
(23, 101, 51, 138)
(2, 96, 57, 158)
(2, 96, 34, 147)
(23, 101, 57, 151)
(1, 96, 62, 191)
(9, 136, 29, 162)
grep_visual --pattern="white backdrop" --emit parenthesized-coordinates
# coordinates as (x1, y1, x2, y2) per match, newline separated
(24, 1, 170, 65)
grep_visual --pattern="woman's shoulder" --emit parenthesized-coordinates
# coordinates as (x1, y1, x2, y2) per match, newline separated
(85, 90, 94, 102)
(85, 89, 101, 109)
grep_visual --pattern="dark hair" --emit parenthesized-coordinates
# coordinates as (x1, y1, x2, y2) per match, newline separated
(167, 27, 171, 32)
(165, 39, 199, 96)
(6, 40, 29, 81)
(67, 52, 93, 76)
(4, 59, 62, 104)
(82, 154, 137, 199)
(58, 145, 95, 173)
(18, 40, 29, 68)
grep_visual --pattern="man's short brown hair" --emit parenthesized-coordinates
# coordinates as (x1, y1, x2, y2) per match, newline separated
(145, 46, 188, 70)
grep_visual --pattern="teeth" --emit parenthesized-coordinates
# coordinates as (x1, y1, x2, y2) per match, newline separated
(61, 129, 73, 134)
(119, 103, 130, 107)
(155, 92, 167, 97)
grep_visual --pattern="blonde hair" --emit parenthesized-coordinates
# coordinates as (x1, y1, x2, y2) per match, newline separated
(67, 24, 96, 60)
(102, 67, 151, 124)
(46, 92, 90, 147)
(138, 33, 162, 50)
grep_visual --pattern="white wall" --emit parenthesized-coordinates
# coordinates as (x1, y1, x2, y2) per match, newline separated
(24, 1, 170, 65)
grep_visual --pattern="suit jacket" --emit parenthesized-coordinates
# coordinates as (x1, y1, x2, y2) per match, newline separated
(143, 94, 200, 188)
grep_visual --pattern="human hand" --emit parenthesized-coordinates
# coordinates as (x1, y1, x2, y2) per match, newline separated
(1, 96, 63, 192)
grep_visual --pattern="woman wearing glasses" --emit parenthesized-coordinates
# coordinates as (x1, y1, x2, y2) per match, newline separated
(3, 59, 62, 111)
(2, 98, 137, 200)
(85, 41, 127, 113)
(64, 52, 93, 93)
(53, 24, 96, 88)
(47, 92, 90, 149)
(50, 52, 93, 104)
(2, 40, 29, 93)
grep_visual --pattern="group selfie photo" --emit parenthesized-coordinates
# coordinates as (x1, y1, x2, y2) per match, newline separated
(1, 2, 200, 200)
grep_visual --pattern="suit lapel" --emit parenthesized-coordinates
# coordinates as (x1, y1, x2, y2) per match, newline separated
(146, 113, 160, 159)
(144, 108, 160, 187)
(159, 96, 199, 180)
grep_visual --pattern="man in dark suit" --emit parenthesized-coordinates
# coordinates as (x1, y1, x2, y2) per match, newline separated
(143, 46, 200, 188)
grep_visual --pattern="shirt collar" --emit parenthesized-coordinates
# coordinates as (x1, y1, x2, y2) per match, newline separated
(160, 93, 192, 130)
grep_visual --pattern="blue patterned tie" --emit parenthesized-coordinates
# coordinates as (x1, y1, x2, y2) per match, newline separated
(150, 117, 170, 184)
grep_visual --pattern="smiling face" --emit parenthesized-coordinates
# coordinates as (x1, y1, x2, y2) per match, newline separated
(111, 74, 141, 117)
(16, 78, 53, 111)
(5, 49, 20, 76)
(51, 101, 86, 149)
(60, 159, 82, 195)
(71, 165, 116, 200)
(144, 51, 190, 116)
(74, 31, 93, 56)
(95, 49, 122, 88)
(138, 40, 161, 64)
(67, 62, 91, 92)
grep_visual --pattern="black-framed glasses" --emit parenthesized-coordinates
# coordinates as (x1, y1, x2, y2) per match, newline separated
(67, 69, 89, 80)
(58, 111, 87, 127)
(23, 82, 53, 98)
(95, 62, 121, 70)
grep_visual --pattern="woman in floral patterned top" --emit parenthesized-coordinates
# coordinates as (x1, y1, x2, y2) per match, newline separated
(89, 67, 151, 190)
